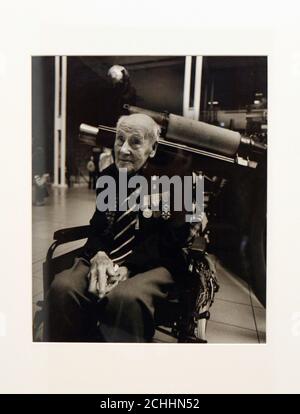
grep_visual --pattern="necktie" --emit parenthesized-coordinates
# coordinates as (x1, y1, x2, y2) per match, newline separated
(109, 188, 140, 266)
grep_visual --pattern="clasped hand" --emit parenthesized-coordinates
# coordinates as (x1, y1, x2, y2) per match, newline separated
(88, 251, 129, 299)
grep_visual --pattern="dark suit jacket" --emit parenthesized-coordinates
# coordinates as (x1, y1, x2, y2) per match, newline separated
(81, 163, 190, 277)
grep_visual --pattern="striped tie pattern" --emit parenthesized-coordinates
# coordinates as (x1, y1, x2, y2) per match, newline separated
(109, 189, 140, 266)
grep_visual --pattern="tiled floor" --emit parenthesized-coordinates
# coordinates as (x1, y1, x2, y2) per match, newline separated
(32, 186, 266, 343)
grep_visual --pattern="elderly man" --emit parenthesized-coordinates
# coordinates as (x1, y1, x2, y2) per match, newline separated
(44, 114, 190, 342)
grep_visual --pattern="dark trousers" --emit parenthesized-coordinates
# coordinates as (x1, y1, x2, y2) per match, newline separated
(88, 172, 96, 190)
(43, 258, 175, 342)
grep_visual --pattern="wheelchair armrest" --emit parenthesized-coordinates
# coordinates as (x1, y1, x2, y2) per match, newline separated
(53, 225, 90, 243)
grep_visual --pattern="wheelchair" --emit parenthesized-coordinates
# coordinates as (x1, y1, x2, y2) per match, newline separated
(33, 222, 219, 343)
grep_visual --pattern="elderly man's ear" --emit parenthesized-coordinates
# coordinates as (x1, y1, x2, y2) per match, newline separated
(149, 141, 158, 158)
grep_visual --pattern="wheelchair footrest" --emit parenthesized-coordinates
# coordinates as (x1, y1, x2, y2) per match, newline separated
(178, 334, 207, 343)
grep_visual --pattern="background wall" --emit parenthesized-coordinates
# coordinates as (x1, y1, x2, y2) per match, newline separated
(32, 57, 54, 176)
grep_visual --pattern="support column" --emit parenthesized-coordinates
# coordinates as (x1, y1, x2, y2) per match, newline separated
(183, 56, 192, 118)
(194, 56, 203, 121)
(53, 55, 68, 187)
(53, 56, 59, 186)
(182, 55, 203, 121)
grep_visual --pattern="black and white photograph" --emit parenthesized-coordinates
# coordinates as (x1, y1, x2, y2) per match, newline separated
(32, 55, 267, 344)
(2, 0, 300, 397)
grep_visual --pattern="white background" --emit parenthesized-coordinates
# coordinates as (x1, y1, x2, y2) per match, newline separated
(0, 0, 300, 394)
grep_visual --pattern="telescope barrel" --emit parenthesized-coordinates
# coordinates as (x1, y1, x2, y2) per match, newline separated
(124, 105, 241, 157)
(124, 104, 266, 158)
(79, 105, 266, 168)
(167, 113, 241, 156)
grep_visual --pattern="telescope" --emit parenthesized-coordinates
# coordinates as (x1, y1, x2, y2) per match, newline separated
(79, 105, 267, 171)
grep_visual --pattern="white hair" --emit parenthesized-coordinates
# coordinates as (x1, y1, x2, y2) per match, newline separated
(117, 115, 161, 142)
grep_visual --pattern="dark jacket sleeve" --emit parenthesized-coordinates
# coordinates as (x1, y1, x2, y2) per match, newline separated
(79, 208, 113, 262)
(79, 165, 116, 263)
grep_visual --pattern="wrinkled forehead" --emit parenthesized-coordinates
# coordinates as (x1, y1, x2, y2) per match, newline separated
(117, 114, 155, 139)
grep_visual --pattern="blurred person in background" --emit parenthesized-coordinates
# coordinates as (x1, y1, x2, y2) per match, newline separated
(32, 143, 49, 206)
(87, 155, 96, 190)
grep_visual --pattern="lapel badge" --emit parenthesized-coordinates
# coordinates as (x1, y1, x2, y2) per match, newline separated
(142, 194, 152, 218)
(143, 208, 152, 219)
(161, 206, 171, 220)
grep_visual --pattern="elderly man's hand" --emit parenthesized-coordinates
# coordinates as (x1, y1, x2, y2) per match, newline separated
(105, 266, 130, 294)
(88, 251, 116, 299)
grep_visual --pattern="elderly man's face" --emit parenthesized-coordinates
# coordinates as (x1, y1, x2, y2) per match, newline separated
(114, 115, 158, 174)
